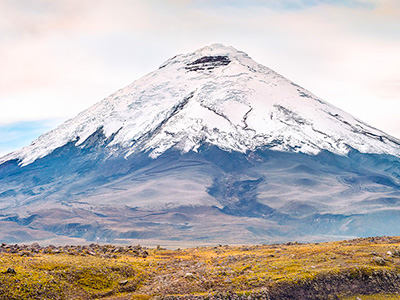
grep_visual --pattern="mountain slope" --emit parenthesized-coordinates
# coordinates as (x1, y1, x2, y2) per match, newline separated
(1, 44, 399, 167)
(1, 44, 400, 245)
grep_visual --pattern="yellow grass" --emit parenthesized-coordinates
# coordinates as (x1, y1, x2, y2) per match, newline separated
(1, 236, 400, 299)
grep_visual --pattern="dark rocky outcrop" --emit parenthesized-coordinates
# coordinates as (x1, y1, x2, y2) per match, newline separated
(162, 269, 400, 300)
(186, 56, 231, 71)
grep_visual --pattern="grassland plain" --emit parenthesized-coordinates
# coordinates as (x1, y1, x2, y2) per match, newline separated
(1, 237, 400, 299)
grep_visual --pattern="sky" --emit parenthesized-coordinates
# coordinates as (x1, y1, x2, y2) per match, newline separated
(0, 0, 399, 157)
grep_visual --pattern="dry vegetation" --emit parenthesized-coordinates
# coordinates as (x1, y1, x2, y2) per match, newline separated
(1, 237, 400, 299)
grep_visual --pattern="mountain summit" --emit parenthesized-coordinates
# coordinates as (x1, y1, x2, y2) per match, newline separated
(2, 44, 399, 166)
(1, 44, 400, 245)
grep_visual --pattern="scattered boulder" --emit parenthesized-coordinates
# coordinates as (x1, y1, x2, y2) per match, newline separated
(119, 280, 129, 286)
(374, 257, 386, 266)
(224, 278, 233, 284)
(184, 273, 196, 279)
(4, 268, 16, 275)
(31, 242, 40, 249)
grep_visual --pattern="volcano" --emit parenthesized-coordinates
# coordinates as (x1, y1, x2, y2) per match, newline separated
(1, 44, 400, 245)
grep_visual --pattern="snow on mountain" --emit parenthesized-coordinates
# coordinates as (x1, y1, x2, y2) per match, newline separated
(2, 43, 400, 166)
(2, 44, 400, 245)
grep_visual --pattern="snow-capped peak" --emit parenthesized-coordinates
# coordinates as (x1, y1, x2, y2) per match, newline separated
(2, 44, 400, 166)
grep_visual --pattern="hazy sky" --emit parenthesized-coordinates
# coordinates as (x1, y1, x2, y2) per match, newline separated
(1, 0, 399, 156)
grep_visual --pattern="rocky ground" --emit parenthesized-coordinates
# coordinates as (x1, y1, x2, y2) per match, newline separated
(1, 237, 400, 299)
(0, 242, 149, 258)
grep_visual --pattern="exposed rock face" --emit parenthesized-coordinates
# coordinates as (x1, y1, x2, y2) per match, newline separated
(162, 270, 400, 300)
(185, 55, 231, 71)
